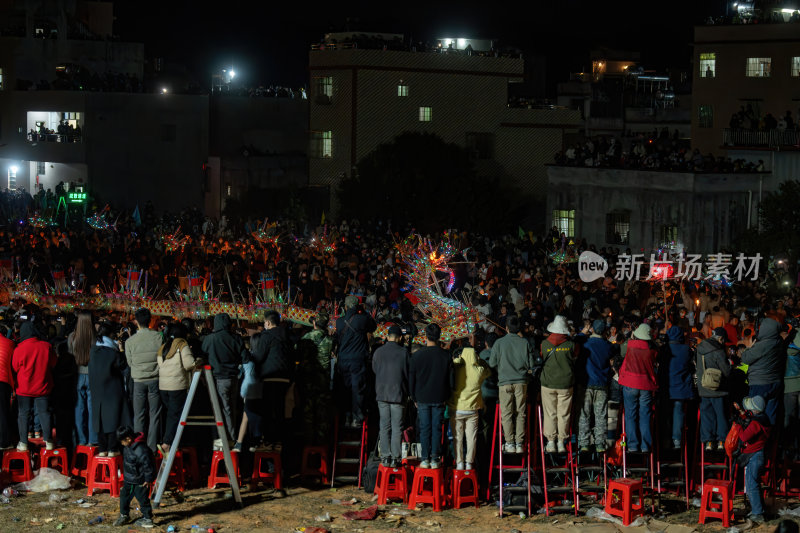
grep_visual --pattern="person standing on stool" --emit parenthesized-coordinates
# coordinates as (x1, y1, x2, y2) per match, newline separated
(202, 313, 245, 450)
(448, 339, 490, 470)
(125, 308, 163, 452)
(697, 328, 731, 451)
(618, 323, 658, 453)
(12, 321, 56, 451)
(489, 315, 534, 454)
(372, 325, 410, 468)
(666, 326, 695, 450)
(540, 315, 577, 453)
(410, 323, 453, 469)
(335, 295, 376, 429)
(0, 323, 15, 449)
(89, 322, 128, 456)
(735, 396, 770, 525)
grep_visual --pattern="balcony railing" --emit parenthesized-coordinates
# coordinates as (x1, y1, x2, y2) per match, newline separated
(722, 128, 798, 148)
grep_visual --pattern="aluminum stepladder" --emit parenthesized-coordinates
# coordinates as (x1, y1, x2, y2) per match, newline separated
(152, 365, 242, 507)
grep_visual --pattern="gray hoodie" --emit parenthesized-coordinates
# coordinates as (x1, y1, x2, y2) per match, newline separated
(742, 318, 786, 386)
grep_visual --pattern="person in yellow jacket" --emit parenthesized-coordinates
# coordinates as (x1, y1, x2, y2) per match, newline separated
(448, 342, 491, 471)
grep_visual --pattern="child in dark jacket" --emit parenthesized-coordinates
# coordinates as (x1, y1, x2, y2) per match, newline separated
(113, 426, 156, 528)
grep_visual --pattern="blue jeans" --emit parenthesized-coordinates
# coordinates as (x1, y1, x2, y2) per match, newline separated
(745, 449, 765, 516)
(749, 382, 782, 426)
(75, 374, 97, 445)
(700, 396, 728, 443)
(622, 387, 653, 451)
(672, 400, 686, 442)
(417, 402, 444, 462)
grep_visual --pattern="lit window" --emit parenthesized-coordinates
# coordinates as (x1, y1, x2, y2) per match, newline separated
(660, 225, 679, 243)
(311, 131, 332, 158)
(314, 76, 332, 104)
(36, 162, 45, 175)
(698, 105, 713, 128)
(419, 106, 431, 122)
(552, 209, 575, 238)
(700, 52, 716, 78)
(792, 57, 800, 77)
(397, 84, 409, 97)
(746, 57, 771, 77)
(606, 211, 630, 245)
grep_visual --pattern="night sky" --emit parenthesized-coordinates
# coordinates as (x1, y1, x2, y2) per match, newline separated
(113, 0, 728, 92)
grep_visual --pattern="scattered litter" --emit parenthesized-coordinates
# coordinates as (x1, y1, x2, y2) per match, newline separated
(780, 507, 800, 518)
(370, 494, 379, 502)
(2, 487, 19, 498)
(342, 505, 379, 521)
(331, 498, 358, 505)
(519, 512, 526, 519)
(388, 508, 411, 516)
(14, 468, 71, 492)
(424, 520, 441, 528)
(167, 526, 177, 533)
(726, 527, 741, 533)
(585, 506, 647, 527)
(296, 528, 330, 533)
(0, 495, 10, 504)
(315, 513, 332, 522)
(75, 499, 86, 504)
(44, 518, 55, 523)
(55, 524, 65, 530)
(691, 498, 702, 508)
(48, 493, 67, 502)
(511, 529, 521, 533)
(536, 507, 546, 514)
(12, 517, 21, 521)
(78, 501, 96, 508)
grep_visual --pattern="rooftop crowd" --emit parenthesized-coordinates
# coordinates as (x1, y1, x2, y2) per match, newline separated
(0, 188, 794, 523)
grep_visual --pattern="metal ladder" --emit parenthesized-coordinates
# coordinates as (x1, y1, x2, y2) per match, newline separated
(152, 365, 242, 507)
(537, 404, 578, 515)
(655, 405, 690, 510)
(330, 416, 368, 488)
(488, 403, 532, 517)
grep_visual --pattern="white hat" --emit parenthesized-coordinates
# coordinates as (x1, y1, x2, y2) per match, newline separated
(547, 315, 570, 335)
(633, 323, 652, 341)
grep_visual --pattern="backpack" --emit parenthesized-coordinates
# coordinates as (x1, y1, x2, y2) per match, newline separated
(361, 441, 381, 494)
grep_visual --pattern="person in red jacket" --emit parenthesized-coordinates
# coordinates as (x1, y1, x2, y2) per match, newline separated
(0, 324, 14, 448)
(619, 323, 658, 453)
(11, 322, 56, 451)
(737, 395, 770, 524)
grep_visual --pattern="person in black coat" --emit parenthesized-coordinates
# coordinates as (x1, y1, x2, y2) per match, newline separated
(246, 310, 291, 450)
(89, 322, 128, 455)
(113, 426, 155, 528)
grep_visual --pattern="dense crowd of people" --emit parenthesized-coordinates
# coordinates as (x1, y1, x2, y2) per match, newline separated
(0, 190, 796, 523)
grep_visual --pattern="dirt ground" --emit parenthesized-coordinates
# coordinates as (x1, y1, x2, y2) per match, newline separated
(0, 477, 795, 533)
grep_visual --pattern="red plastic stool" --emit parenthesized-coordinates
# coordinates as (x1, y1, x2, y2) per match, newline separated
(375, 464, 409, 504)
(179, 447, 200, 487)
(450, 469, 480, 509)
(71, 445, 98, 480)
(605, 478, 644, 526)
(408, 467, 446, 512)
(2, 449, 33, 483)
(699, 479, 733, 527)
(301, 445, 329, 484)
(40, 447, 69, 476)
(156, 449, 186, 492)
(250, 451, 282, 490)
(207, 450, 240, 489)
(86, 455, 123, 497)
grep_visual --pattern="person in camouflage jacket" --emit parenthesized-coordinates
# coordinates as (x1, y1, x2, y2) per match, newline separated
(297, 313, 333, 444)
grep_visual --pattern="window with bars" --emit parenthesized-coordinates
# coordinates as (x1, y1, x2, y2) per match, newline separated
(419, 106, 431, 122)
(793, 57, 800, 77)
(660, 225, 679, 243)
(36, 162, 45, 175)
(698, 105, 713, 128)
(552, 209, 575, 238)
(397, 84, 408, 96)
(606, 211, 630, 245)
(700, 52, 716, 78)
(311, 130, 332, 158)
(746, 57, 771, 77)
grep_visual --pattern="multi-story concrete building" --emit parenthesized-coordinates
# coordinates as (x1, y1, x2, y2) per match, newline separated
(308, 34, 581, 211)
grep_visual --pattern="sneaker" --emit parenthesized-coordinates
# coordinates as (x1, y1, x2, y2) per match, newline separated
(557, 441, 567, 453)
(749, 514, 765, 524)
(27, 432, 34, 440)
(212, 438, 223, 449)
(113, 514, 130, 527)
(465, 463, 473, 471)
(34, 431, 42, 439)
(16, 441, 28, 452)
(717, 441, 725, 451)
(580, 445, 590, 453)
(420, 460, 431, 469)
(108, 451, 120, 457)
(98, 451, 108, 457)
(503, 442, 516, 453)
(456, 462, 465, 470)
(672, 439, 682, 450)
(232, 442, 242, 453)
(134, 517, 154, 528)
(381, 457, 392, 467)
(596, 445, 607, 454)
(704, 442, 714, 451)
(45, 441, 54, 451)
(430, 461, 440, 469)
(641, 447, 650, 454)
(515, 444, 524, 454)
(627, 445, 639, 453)
(545, 440, 557, 453)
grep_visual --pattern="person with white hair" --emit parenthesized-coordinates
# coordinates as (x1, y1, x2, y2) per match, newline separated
(618, 323, 658, 453)
(540, 315, 577, 453)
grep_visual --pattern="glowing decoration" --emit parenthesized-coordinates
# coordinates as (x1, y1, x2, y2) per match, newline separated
(649, 263, 674, 280)
(86, 209, 118, 232)
(28, 214, 57, 228)
(161, 227, 191, 252)
(395, 233, 477, 335)
(549, 249, 578, 265)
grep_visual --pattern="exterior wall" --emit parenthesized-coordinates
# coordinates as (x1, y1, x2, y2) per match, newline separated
(0, 91, 208, 212)
(693, 24, 800, 155)
(309, 48, 581, 202)
(547, 166, 763, 254)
